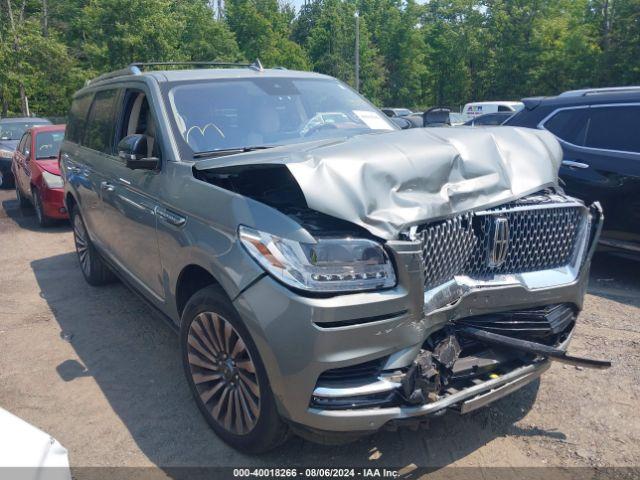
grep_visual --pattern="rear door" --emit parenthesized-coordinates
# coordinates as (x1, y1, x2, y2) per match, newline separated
(78, 89, 119, 251)
(543, 104, 640, 249)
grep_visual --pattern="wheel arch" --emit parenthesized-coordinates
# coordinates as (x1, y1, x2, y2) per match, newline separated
(175, 264, 222, 319)
(65, 191, 77, 213)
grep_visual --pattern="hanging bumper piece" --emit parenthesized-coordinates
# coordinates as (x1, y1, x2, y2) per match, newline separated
(458, 326, 612, 370)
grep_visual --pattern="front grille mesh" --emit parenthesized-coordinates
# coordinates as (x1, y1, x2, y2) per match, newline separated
(419, 198, 586, 290)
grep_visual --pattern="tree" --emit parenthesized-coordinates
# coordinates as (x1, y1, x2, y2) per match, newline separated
(225, 0, 310, 69)
(295, 0, 386, 103)
(0, 0, 84, 116)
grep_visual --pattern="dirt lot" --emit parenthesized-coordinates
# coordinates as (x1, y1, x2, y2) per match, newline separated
(1, 187, 639, 477)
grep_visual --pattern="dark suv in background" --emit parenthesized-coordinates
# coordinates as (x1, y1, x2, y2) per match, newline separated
(505, 87, 640, 258)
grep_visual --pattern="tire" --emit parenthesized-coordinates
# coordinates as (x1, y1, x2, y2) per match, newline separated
(32, 188, 54, 227)
(70, 205, 116, 286)
(15, 182, 30, 208)
(180, 285, 289, 453)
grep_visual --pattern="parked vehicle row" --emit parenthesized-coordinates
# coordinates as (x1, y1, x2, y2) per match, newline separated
(0, 117, 51, 188)
(54, 62, 608, 453)
(12, 125, 68, 226)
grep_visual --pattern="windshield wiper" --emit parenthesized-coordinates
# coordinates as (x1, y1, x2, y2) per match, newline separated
(194, 145, 278, 159)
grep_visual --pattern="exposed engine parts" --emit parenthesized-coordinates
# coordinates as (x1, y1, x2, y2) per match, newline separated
(401, 334, 461, 405)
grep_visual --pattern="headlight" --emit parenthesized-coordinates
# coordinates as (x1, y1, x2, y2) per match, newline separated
(42, 170, 63, 188)
(0, 149, 13, 159)
(239, 226, 396, 293)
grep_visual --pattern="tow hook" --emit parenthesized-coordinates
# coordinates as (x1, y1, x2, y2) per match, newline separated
(458, 327, 612, 369)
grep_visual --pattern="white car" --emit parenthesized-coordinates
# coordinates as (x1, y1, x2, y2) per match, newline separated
(463, 101, 524, 117)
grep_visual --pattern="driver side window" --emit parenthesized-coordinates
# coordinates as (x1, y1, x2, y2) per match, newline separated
(117, 90, 161, 161)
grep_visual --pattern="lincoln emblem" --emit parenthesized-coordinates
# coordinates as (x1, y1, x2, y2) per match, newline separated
(488, 216, 510, 267)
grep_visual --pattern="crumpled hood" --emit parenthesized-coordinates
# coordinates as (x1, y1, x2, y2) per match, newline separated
(196, 127, 562, 239)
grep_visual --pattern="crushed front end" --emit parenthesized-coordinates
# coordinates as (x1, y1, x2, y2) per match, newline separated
(294, 190, 606, 433)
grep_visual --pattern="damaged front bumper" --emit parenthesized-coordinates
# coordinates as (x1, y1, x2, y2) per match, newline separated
(233, 199, 605, 434)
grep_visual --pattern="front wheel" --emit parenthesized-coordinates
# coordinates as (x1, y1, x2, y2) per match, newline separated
(181, 285, 289, 453)
(32, 188, 54, 227)
(71, 205, 115, 286)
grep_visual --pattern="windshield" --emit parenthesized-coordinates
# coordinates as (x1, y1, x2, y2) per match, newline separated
(167, 77, 395, 157)
(0, 121, 49, 141)
(35, 130, 65, 159)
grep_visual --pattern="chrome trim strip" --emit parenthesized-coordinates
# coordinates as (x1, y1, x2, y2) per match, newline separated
(313, 379, 401, 398)
(474, 199, 584, 215)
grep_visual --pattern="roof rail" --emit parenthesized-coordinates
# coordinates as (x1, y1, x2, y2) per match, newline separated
(85, 59, 265, 87)
(559, 86, 640, 97)
(129, 59, 264, 71)
(85, 65, 142, 87)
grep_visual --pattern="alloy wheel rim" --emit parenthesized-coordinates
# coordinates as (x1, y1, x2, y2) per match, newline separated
(187, 312, 261, 435)
(73, 214, 91, 275)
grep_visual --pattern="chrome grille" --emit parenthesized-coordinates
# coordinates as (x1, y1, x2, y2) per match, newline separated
(419, 197, 587, 290)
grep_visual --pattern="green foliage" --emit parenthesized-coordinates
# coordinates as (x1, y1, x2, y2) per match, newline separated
(225, 0, 310, 69)
(0, 0, 639, 117)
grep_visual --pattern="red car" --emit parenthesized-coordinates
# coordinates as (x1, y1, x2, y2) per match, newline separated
(12, 125, 68, 226)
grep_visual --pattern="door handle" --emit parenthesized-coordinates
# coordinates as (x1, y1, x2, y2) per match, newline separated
(562, 160, 589, 169)
(100, 181, 115, 193)
(155, 207, 186, 227)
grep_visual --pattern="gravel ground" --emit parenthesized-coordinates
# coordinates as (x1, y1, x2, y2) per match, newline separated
(1, 187, 639, 478)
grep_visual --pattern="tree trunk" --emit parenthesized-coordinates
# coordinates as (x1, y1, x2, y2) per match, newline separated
(19, 83, 29, 116)
(42, 0, 49, 37)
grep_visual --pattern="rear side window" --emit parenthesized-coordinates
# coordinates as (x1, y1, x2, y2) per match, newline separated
(84, 89, 118, 154)
(497, 105, 511, 112)
(544, 108, 589, 146)
(66, 94, 93, 144)
(585, 106, 640, 154)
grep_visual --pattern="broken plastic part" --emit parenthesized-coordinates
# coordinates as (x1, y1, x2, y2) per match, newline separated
(458, 326, 612, 369)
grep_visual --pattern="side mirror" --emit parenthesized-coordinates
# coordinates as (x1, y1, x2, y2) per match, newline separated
(118, 134, 159, 170)
(391, 117, 413, 130)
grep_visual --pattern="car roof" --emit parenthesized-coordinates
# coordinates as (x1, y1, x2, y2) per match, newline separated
(522, 87, 640, 109)
(464, 101, 523, 106)
(77, 65, 334, 96)
(29, 124, 66, 134)
(0, 117, 51, 124)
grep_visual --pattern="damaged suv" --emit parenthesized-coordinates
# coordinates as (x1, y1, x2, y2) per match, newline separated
(61, 62, 609, 453)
